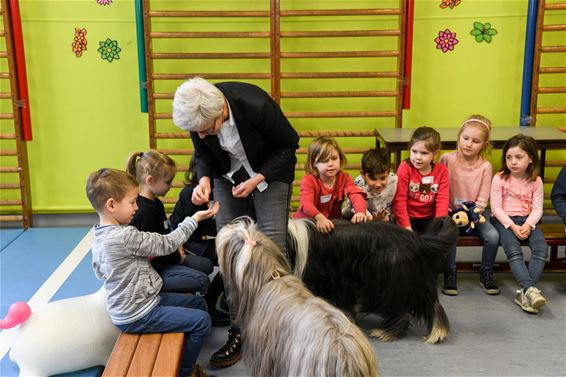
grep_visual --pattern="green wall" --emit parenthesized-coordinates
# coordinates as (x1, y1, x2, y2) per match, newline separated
(2, 0, 565, 214)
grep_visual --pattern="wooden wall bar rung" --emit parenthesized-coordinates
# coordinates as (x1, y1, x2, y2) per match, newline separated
(298, 130, 375, 137)
(538, 86, 566, 93)
(0, 92, 11, 98)
(154, 132, 188, 139)
(280, 30, 400, 38)
(149, 10, 270, 17)
(545, 3, 566, 10)
(152, 52, 270, 59)
(541, 46, 566, 52)
(0, 215, 23, 221)
(280, 71, 399, 79)
(0, 150, 17, 156)
(157, 149, 194, 155)
(297, 147, 370, 154)
(150, 31, 270, 38)
(0, 52, 8, 57)
(536, 107, 566, 114)
(0, 71, 10, 78)
(0, 114, 14, 119)
(543, 25, 566, 31)
(285, 111, 397, 118)
(0, 132, 16, 138)
(153, 73, 271, 80)
(280, 50, 399, 58)
(0, 166, 21, 172)
(540, 67, 566, 73)
(0, 183, 20, 189)
(0, 199, 22, 205)
(281, 90, 397, 98)
(280, 9, 400, 16)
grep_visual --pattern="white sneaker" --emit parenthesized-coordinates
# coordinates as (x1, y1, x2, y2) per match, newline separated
(525, 286, 547, 310)
(514, 289, 538, 314)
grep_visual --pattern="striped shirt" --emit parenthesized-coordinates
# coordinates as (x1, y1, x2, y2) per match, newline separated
(91, 217, 197, 325)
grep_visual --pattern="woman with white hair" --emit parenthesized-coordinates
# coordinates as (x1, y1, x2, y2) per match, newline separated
(172, 77, 299, 368)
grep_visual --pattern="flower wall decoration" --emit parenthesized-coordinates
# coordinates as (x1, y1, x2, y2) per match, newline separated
(439, 0, 461, 9)
(96, 0, 112, 5)
(97, 38, 121, 62)
(72, 28, 87, 57)
(470, 22, 498, 43)
(434, 29, 459, 52)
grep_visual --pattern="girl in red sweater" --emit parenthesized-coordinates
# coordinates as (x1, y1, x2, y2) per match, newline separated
(392, 127, 450, 233)
(294, 136, 367, 234)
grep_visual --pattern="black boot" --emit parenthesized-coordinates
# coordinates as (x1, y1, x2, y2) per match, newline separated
(479, 269, 500, 295)
(209, 327, 242, 368)
(442, 270, 458, 296)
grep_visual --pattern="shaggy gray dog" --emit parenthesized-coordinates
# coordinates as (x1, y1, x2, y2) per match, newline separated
(216, 217, 379, 377)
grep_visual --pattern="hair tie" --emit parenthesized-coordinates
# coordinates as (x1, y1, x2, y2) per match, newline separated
(462, 119, 490, 134)
(244, 239, 257, 246)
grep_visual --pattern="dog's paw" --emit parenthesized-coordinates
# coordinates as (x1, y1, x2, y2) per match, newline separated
(368, 328, 398, 342)
(422, 328, 449, 344)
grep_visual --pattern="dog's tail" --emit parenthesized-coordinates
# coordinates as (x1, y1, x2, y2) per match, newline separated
(286, 218, 312, 278)
(418, 216, 459, 272)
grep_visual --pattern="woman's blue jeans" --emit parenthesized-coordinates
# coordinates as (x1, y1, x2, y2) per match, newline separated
(446, 212, 500, 273)
(116, 293, 211, 377)
(492, 216, 547, 289)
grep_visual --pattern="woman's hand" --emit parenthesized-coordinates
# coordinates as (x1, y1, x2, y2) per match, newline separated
(192, 177, 211, 205)
(232, 174, 265, 199)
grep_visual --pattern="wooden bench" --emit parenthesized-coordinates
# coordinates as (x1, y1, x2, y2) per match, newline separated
(102, 333, 184, 377)
(456, 223, 566, 272)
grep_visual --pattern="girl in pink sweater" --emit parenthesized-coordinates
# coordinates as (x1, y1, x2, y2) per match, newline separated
(491, 134, 547, 314)
(440, 115, 500, 296)
(294, 136, 367, 234)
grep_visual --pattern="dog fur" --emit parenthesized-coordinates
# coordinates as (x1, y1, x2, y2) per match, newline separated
(216, 217, 379, 377)
(287, 217, 458, 344)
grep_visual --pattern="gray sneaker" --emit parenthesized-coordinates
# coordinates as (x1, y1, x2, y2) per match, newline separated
(514, 289, 538, 314)
(525, 286, 547, 310)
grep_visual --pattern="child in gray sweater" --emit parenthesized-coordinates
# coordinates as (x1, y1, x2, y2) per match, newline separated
(86, 168, 219, 377)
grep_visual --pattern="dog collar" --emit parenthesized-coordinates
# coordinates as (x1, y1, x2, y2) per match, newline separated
(270, 270, 282, 280)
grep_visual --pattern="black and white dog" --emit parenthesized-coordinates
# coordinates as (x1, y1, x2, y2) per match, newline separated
(287, 217, 458, 344)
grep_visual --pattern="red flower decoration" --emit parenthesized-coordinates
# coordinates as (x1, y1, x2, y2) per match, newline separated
(434, 29, 459, 53)
(440, 0, 461, 9)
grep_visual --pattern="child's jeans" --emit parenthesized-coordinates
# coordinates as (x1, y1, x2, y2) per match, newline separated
(446, 212, 500, 273)
(116, 293, 211, 377)
(492, 216, 547, 289)
(155, 263, 211, 294)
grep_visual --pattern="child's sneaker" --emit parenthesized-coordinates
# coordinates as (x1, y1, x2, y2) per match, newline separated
(442, 270, 458, 296)
(514, 289, 538, 314)
(524, 286, 547, 310)
(479, 270, 500, 295)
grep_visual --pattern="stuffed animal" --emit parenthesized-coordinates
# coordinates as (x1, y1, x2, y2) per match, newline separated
(449, 201, 486, 236)
(1, 288, 119, 377)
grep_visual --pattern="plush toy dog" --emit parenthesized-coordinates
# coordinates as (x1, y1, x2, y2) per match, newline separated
(450, 201, 486, 236)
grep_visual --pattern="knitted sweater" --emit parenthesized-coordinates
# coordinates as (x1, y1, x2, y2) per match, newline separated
(91, 217, 197, 325)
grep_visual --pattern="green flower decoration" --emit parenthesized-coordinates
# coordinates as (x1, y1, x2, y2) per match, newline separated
(470, 22, 498, 43)
(97, 38, 121, 62)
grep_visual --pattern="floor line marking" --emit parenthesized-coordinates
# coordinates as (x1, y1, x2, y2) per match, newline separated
(0, 228, 93, 362)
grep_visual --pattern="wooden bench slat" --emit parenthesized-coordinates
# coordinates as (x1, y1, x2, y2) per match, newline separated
(103, 333, 140, 377)
(127, 333, 162, 377)
(152, 333, 185, 377)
